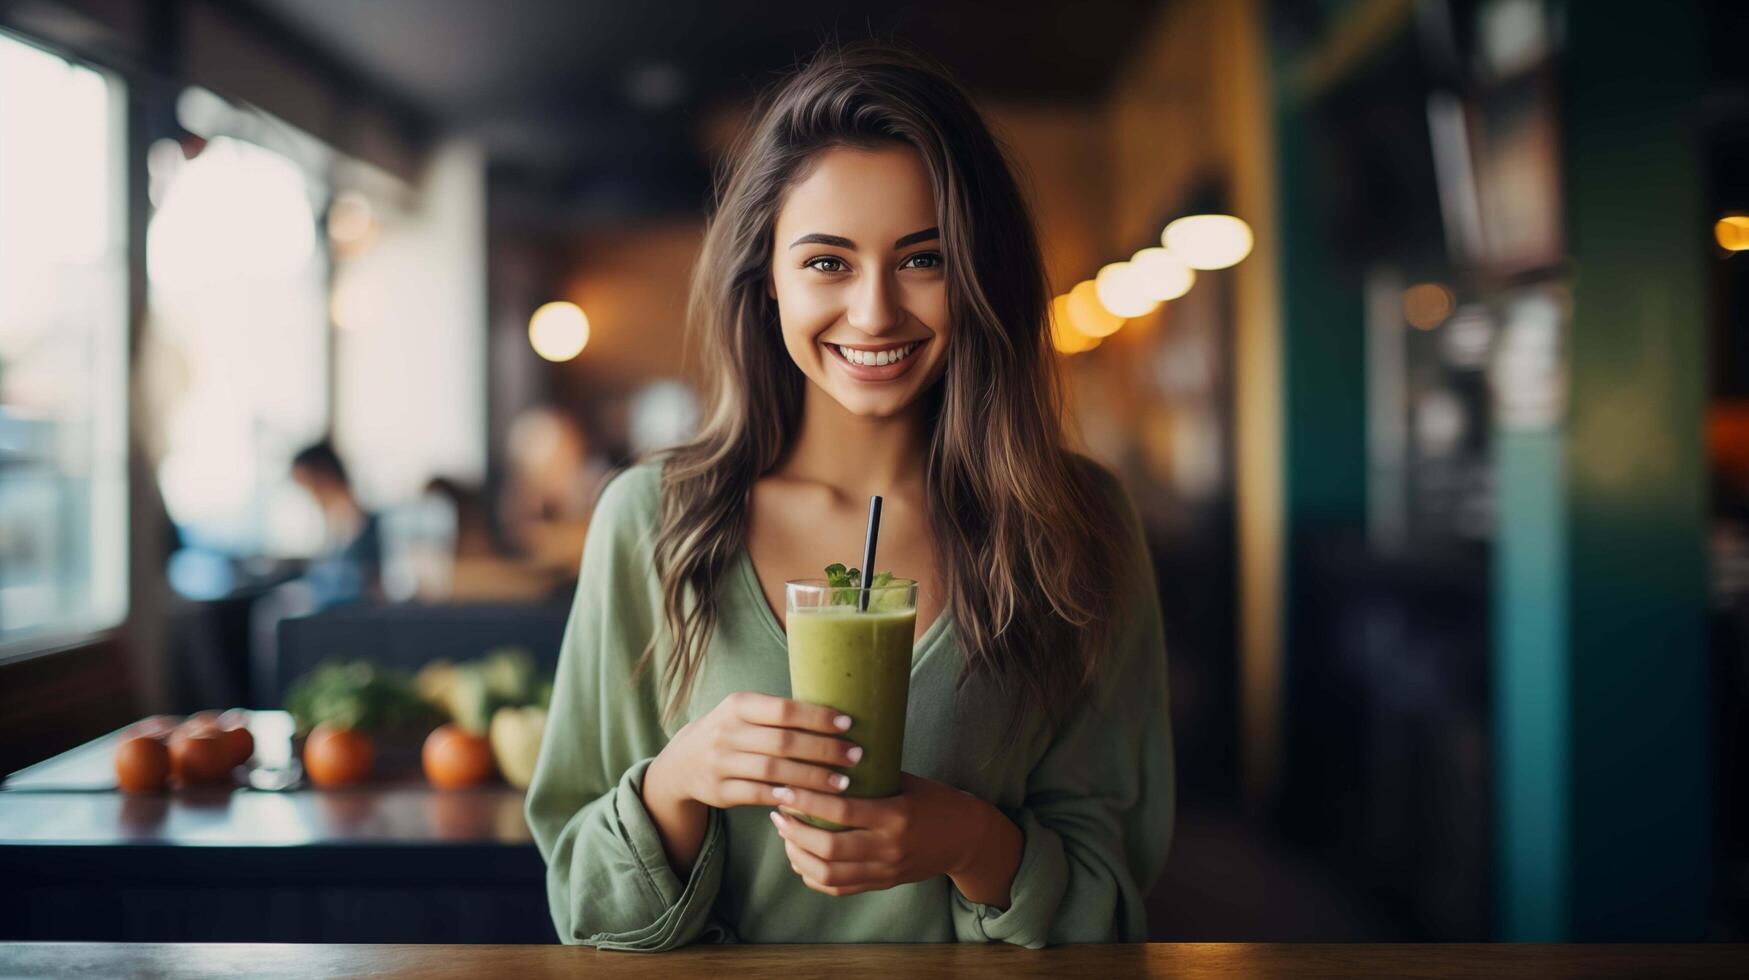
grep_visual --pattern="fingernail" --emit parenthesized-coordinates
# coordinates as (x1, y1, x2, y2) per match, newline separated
(834, 714, 852, 731)
(769, 811, 785, 829)
(773, 786, 795, 802)
(846, 746, 863, 764)
(829, 774, 849, 790)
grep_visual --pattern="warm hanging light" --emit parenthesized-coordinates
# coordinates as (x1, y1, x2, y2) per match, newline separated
(1402, 282, 1455, 330)
(1718, 215, 1749, 252)
(1161, 214, 1254, 270)
(1128, 247, 1196, 302)
(1050, 294, 1101, 354)
(1067, 280, 1125, 338)
(1094, 262, 1161, 318)
(529, 301, 590, 362)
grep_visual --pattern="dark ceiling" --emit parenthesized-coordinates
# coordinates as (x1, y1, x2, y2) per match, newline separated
(243, 0, 1165, 223)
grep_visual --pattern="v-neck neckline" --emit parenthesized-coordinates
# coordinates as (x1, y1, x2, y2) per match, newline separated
(736, 543, 953, 670)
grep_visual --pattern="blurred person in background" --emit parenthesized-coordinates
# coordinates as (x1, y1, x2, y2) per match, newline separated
(500, 404, 611, 577)
(424, 477, 496, 563)
(290, 440, 382, 607)
(420, 476, 568, 601)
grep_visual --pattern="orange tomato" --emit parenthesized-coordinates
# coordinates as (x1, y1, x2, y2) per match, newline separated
(169, 726, 235, 786)
(217, 709, 254, 768)
(304, 724, 374, 787)
(114, 734, 171, 793)
(422, 724, 496, 789)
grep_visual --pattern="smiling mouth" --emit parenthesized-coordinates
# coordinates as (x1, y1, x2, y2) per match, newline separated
(825, 341, 924, 369)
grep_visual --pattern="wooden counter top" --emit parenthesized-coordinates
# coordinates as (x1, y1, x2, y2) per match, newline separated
(0, 942, 1742, 979)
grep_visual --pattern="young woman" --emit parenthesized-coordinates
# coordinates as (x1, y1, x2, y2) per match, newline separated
(525, 43, 1174, 950)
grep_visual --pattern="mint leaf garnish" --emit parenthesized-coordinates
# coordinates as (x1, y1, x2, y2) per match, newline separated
(821, 564, 902, 608)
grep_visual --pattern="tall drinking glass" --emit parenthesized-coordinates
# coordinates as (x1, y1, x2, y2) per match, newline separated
(784, 578, 918, 830)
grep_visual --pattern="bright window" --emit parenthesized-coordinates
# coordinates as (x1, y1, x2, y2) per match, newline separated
(0, 33, 128, 655)
(145, 132, 328, 556)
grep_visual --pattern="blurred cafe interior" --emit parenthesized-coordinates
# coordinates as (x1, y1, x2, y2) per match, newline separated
(1, 0, 1746, 948)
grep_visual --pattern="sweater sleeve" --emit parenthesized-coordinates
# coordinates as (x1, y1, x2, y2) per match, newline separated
(524, 463, 734, 950)
(950, 467, 1177, 947)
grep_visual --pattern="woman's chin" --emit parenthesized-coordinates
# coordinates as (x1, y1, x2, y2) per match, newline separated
(816, 383, 920, 420)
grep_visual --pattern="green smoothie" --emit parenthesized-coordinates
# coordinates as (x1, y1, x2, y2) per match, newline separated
(786, 603, 915, 831)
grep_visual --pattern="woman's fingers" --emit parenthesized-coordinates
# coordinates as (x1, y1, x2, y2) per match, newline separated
(781, 837, 886, 890)
(730, 724, 863, 768)
(717, 779, 789, 807)
(729, 691, 851, 735)
(770, 810, 893, 863)
(771, 784, 880, 829)
(724, 752, 848, 794)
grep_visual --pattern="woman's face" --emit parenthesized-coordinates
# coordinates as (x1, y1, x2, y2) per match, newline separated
(770, 144, 949, 419)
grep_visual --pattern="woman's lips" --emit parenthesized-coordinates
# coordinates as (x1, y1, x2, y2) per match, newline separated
(823, 340, 926, 382)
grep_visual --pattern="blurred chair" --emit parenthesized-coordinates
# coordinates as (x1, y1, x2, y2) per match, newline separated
(271, 601, 570, 706)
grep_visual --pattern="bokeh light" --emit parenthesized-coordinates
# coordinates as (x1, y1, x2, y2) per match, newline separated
(1050, 294, 1101, 354)
(327, 190, 378, 258)
(1095, 262, 1161, 318)
(1161, 214, 1254, 270)
(1403, 282, 1456, 330)
(1067, 279, 1125, 338)
(1128, 247, 1196, 302)
(528, 301, 590, 362)
(1717, 215, 1749, 252)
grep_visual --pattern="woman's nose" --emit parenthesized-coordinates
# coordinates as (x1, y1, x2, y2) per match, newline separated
(846, 270, 903, 334)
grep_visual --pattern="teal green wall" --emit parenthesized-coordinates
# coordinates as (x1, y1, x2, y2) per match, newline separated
(1275, 102, 1368, 529)
(1494, 430, 1570, 939)
(1560, 0, 1709, 940)
(1269, 0, 1711, 941)
(1496, 0, 1708, 941)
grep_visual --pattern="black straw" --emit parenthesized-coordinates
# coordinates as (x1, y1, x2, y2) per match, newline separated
(859, 495, 883, 612)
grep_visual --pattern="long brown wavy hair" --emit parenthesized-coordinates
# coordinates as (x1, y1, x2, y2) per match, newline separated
(642, 42, 1132, 737)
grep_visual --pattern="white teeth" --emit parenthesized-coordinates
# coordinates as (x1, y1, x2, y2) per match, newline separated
(834, 342, 917, 367)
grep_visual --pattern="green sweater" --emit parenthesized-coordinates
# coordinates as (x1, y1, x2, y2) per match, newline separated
(524, 461, 1175, 949)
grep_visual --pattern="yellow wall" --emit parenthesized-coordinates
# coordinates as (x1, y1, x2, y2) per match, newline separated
(1039, 0, 1284, 812)
(559, 222, 704, 394)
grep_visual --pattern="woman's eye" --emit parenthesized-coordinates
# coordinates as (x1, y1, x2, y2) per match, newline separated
(806, 256, 848, 274)
(902, 252, 942, 270)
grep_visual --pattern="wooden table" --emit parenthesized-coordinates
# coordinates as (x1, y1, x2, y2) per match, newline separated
(0, 713, 548, 943)
(0, 943, 1743, 978)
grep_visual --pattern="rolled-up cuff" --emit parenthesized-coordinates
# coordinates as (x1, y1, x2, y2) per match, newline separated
(583, 757, 732, 951)
(951, 806, 1066, 949)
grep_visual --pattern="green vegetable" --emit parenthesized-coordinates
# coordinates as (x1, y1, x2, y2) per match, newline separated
(490, 705, 547, 789)
(412, 647, 552, 735)
(446, 667, 494, 735)
(285, 661, 441, 735)
(478, 647, 537, 705)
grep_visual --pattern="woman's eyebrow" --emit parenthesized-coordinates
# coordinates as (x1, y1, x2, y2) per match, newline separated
(788, 227, 940, 250)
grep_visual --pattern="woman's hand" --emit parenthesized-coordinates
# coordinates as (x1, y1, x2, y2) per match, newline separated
(644, 691, 862, 812)
(769, 772, 1018, 902)
(641, 691, 862, 876)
